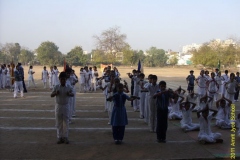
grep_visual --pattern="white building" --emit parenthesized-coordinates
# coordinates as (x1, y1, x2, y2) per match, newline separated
(182, 43, 202, 54)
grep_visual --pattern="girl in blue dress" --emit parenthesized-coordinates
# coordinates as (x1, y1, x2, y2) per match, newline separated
(107, 83, 139, 144)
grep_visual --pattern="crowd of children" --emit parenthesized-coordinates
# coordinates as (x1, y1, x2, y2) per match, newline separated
(1, 63, 240, 145)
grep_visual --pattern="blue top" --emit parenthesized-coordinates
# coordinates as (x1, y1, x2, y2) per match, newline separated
(186, 75, 195, 85)
(111, 92, 129, 126)
(235, 76, 240, 83)
(14, 70, 23, 81)
(156, 90, 173, 111)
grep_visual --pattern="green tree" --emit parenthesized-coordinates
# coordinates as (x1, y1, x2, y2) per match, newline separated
(145, 47, 167, 67)
(168, 54, 179, 66)
(122, 45, 134, 65)
(1, 43, 21, 63)
(19, 49, 35, 65)
(66, 46, 88, 66)
(93, 26, 128, 61)
(36, 41, 63, 66)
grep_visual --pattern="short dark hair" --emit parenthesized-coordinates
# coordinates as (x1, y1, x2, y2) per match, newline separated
(59, 72, 67, 78)
(159, 81, 166, 86)
(65, 68, 72, 73)
(151, 75, 157, 80)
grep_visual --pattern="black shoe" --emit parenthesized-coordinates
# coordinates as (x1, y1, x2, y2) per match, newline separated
(64, 137, 69, 144)
(57, 138, 63, 144)
(24, 91, 27, 93)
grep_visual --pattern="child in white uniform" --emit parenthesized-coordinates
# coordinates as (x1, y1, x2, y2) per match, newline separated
(51, 72, 74, 144)
(52, 66, 59, 87)
(225, 73, 238, 103)
(142, 75, 159, 132)
(215, 96, 232, 129)
(206, 72, 219, 108)
(180, 99, 200, 132)
(143, 75, 152, 124)
(215, 71, 225, 100)
(79, 68, 85, 92)
(6, 65, 11, 88)
(138, 73, 147, 119)
(196, 70, 208, 108)
(28, 65, 36, 88)
(92, 66, 99, 92)
(48, 66, 54, 89)
(197, 106, 223, 144)
(168, 95, 184, 120)
(42, 66, 49, 88)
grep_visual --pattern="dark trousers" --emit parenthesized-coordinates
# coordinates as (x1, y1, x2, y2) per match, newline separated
(131, 86, 134, 106)
(234, 90, 239, 100)
(22, 77, 27, 92)
(112, 126, 125, 141)
(156, 109, 168, 140)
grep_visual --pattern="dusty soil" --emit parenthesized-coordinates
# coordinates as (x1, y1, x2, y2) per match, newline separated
(0, 66, 239, 160)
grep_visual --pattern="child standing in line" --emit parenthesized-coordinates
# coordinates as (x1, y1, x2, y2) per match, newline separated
(196, 70, 208, 109)
(52, 66, 60, 88)
(138, 73, 147, 119)
(79, 68, 85, 92)
(13, 64, 24, 98)
(132, 70, 141, 112)
(6, 64, 11, 88)
(225, 73, 238, 103)
(215, 96, 232, 129)
(142, 75, 159, 133)
(153, 81, 175, 143)
(42, 66, 49, 89)
(180, 99, 200, 132)
(143, 74, 153, 124)
(48, 66, 54, 89)
(197, 105, 223, 144)
(51, 72, 74, 144)
(65, 68, 74, 124)
(215, 71, 225, 100)
(107, 83, 139, 144)
(28, 65, 36, 88)
(92, 66, 99, 92)
(206, 72, 219, 108)
(222, 70, 229, 95)
(186, 70, 195, 93)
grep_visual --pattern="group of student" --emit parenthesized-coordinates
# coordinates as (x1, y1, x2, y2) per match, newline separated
(122, 68, 240, 144)
(0, 64, 11, 89)
(4, 62, 240, 145)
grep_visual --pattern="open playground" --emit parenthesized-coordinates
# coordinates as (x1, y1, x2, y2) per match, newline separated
(0, 65, 239, 160)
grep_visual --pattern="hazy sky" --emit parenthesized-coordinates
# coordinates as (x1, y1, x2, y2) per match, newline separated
(0, 0, 239, 54)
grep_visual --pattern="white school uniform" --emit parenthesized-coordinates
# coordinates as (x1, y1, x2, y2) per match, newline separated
(103, 82, 110, 112)
(107, 83, 114, 124)
(52, 84, 73, 138)
(168, 100, 182, 120)
(69, 74, 78, 116)
(224, 80, 238, 103)
(66, 79, 73, 123)
(42, 70, 48, 88)
(6, 68, 11, 87)
(196, 75, 208, 96)
(198, 112, 222, 143)
(48, 70, 54, 89)
(79, 71, 85, 92)
(207, 78, 218, 108)
(147, 83, 159, 132)
(215, 75, 225, 98)
(28, 69, 36, 87)
(181, 107, 200, 131)
(216, 106, 231, 129)
(144, 82, 150, 124)
(139, 80, 147, 119)
(222, 74, 229, 95)
(92, 70, 98, 91)
(1, 68, 6, 88)
(132, 75, 140, 111)
(52, 69, 59, 87)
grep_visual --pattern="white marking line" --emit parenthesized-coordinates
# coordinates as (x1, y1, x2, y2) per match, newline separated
(0, 117, 143, 121)
(0, 127, 148, 130)
(0, 92, 105, 95)
(0, 96, 104, 99)
(0, 109, 136, 112)
(0, 100, 87, 102)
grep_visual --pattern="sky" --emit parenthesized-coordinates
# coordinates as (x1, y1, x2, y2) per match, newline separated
(0, 0, 240, 54)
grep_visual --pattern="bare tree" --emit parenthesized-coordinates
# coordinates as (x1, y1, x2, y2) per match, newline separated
(93, 26, 127, 57)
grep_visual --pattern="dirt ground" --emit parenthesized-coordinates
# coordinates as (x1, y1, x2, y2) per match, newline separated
(0, 66, 239, 160)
